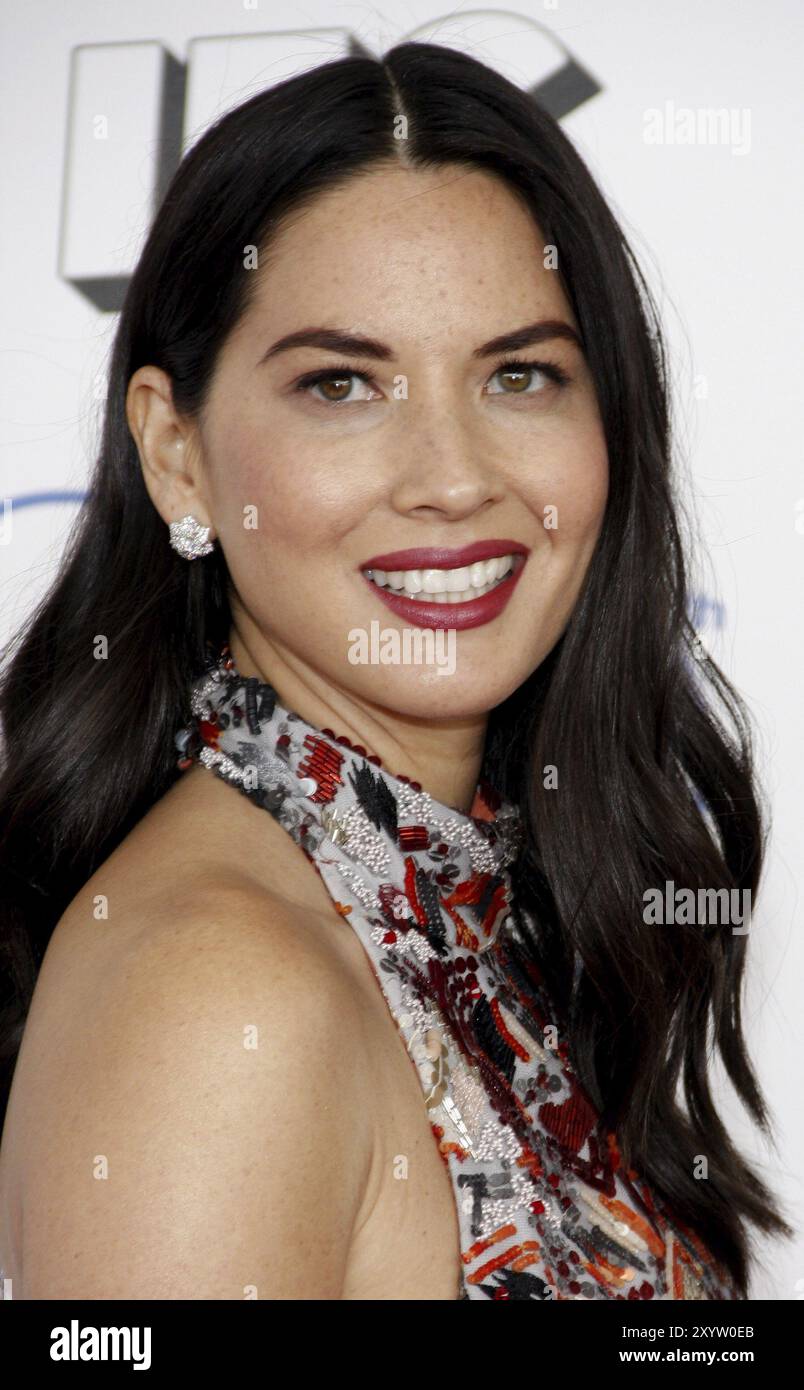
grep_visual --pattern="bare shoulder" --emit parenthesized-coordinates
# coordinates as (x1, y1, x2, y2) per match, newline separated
(5, 870, 376, 1299)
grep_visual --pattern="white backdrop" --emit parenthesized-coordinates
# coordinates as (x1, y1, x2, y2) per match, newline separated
(0, 0, 801, 1299)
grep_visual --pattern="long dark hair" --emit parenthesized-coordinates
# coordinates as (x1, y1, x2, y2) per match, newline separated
(0, 41, 791, 1293)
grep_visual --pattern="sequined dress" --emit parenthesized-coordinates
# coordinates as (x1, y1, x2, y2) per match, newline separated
(177, 653, 740, 1302)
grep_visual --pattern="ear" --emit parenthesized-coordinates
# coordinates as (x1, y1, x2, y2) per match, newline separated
(125, 365, 216, 537)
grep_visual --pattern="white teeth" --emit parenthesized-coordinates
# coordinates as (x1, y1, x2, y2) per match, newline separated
(421, 568, 449, 593)
(364, 553, 516, 602)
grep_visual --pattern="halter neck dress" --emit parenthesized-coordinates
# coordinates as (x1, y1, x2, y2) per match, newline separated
(176, 651, 740, 1302)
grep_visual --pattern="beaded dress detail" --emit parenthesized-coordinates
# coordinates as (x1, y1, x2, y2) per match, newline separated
(176, 651, 740, 1302)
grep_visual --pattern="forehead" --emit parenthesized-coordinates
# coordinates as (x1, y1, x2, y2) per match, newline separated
(232, 163, 574, 348)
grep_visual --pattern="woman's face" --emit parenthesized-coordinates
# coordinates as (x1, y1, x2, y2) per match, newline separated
(189, 162, 608, 718)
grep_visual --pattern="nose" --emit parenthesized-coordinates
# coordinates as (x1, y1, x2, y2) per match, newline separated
(387, 400, 505, 521)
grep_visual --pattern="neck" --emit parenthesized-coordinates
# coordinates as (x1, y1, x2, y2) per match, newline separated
(227, 624, 487, 815)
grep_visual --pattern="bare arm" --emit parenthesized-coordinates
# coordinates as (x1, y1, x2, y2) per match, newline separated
(17, 889, 374, 1299)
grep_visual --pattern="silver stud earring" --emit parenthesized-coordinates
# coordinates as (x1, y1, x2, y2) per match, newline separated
(169, 514, 216, 560)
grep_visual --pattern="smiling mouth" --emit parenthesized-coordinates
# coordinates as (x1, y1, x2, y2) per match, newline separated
(362, 553, 516, 603)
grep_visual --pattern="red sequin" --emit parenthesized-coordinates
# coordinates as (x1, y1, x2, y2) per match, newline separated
(398, 825, 429, 850)
(198, 717, 220, 747)
(297, 733, 343, 804)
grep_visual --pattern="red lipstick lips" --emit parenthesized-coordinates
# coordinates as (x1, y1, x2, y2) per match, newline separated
(362, 539, 528, 570)
(360, 539, 529, 632)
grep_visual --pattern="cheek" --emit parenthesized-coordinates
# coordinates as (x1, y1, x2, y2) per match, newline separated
(520, 429, 609, 545)
(212, 433, 361, 556)
(561, 454, 609, 543)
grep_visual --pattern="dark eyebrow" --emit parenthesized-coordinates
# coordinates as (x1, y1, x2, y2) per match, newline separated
(471, 320, 583, 358)
(258, 319, 583, 365)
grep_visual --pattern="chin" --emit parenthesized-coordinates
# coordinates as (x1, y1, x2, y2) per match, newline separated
(347, 663, 532, 720)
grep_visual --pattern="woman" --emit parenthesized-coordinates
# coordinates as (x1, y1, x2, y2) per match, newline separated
(0, 42, 791, 1300)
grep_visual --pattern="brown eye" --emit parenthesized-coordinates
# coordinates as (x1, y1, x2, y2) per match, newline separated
(295, 368, 378, 404)
(485, 359, 571, 396)
(496, 367, 533, 393)
(317, 375, 353, 402)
